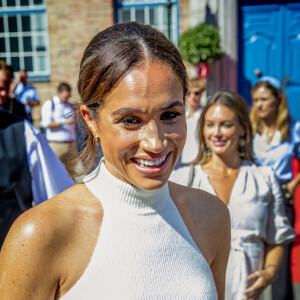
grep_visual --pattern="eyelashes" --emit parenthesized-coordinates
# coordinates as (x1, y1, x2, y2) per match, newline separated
(161, 111, 182, 121)
(118, 111, 182, 129)
(119, 116, 141, 128)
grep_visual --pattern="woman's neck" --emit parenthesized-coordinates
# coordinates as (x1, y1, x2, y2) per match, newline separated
(260, 119, 277, 131)
(203, 154, 242, 176)
(259, 119, 278, 143)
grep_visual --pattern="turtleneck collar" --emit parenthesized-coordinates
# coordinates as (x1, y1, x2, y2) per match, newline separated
(84, 159, 170, 215)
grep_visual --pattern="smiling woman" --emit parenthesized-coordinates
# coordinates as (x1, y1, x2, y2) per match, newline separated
(250, 77, 300, 300)
(170, 90, 295, 300)
(0, 22, 230, 299)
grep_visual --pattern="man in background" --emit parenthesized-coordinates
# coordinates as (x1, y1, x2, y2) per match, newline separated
(40, 82, 76, 170)
(180, 77, 206, 166)
(0, 85, 74, 249)
(0, 60, 27, 120)
(10, 70, 40, 123)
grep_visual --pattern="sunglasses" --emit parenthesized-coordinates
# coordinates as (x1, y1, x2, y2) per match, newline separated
(188, 91, 202, 96)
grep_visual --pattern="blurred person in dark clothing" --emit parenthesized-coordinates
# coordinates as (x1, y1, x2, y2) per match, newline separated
(0, 108, 74, 249)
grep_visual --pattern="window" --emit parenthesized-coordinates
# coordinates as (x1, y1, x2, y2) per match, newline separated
(114, 0, 179, 45)
(0, 0, 50, 81)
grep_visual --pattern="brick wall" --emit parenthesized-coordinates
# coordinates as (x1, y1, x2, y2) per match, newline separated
(32, 0, 114, 125)
(178, 0, 191, 34)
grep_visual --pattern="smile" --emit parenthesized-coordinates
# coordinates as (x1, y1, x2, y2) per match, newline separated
(213, 140, 226, 146)
(134, 155, 167, 167)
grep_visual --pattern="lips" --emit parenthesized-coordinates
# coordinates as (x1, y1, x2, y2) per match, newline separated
(212, 140, 226, 146)
(134, 155, 167, 167)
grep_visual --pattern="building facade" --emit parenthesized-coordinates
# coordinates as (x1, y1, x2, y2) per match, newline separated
(0, 0, 238, 125)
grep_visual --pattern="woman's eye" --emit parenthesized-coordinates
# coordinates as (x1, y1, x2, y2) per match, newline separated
(223, 123, 233, 128)
(161, 111, 181, 121)
(205, 123, 214, 128)
(119, 116, 141, 127)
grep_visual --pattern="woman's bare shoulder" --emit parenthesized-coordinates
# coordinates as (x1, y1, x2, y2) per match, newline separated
(168, 181, 230, 264)
(1, 182, 102, 260)
(0, 183, 103, 298)
(169, 181, 229, 219)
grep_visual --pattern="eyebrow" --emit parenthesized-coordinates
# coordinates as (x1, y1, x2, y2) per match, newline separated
(112, 101, 184, 116)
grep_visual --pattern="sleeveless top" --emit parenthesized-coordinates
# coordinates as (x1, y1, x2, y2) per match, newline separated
(61, 160, 217, 299)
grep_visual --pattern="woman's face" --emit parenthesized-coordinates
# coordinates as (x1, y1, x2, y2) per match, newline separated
(203, 103, 245, 158)
(82, 61, 186, 190)
(251, 86, 280, 121)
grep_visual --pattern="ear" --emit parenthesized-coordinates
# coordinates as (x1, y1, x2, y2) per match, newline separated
(80, 105, 100, 138)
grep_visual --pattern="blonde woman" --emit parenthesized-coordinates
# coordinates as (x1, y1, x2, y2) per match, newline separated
(171, 90, 295, 300)
(250, 76, 300, 300)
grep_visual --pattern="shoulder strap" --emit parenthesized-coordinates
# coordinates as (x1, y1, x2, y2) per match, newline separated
(187, 164, 195, 188)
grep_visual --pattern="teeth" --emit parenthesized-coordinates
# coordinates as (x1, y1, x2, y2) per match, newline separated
(135, 156, 167, 167)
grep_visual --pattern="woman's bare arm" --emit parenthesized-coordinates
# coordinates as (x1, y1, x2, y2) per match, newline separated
(209, 199, 231, 300)
(244, 244, 284, 300)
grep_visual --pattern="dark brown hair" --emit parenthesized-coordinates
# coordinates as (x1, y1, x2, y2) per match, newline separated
(195, 90, 254, 165)
(57, 82, 72, 93)
(74, 22, 188, 175)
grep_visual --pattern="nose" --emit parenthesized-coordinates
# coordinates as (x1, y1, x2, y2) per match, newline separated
(254, 99, 262, 108)
(140, 120, 167, 153)
(211, 125, 223, 137)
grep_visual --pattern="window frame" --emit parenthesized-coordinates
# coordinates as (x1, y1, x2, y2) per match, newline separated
(0, 0, 50, 82)
(113, 0, 179, 45)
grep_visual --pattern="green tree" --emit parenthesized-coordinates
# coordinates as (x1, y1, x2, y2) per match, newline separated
(179, 23, 222, 65)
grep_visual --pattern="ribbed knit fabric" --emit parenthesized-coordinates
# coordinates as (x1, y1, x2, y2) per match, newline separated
(61, 160, 217, 299)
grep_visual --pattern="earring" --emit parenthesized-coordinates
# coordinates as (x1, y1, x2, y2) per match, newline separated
(205, 145, 212, 157)
(94, 136, 100, 142)
(239, 137, 246, 158)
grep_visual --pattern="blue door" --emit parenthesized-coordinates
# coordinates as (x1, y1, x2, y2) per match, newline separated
(239, 0, 300, 121)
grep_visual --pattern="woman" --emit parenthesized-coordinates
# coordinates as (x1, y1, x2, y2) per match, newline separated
(250, 76, 300, 300)
(170, 91, 295, 300)
(0, 23, 230, 299)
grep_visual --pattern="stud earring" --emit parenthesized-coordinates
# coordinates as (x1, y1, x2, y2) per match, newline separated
(94, 136, 100, 142)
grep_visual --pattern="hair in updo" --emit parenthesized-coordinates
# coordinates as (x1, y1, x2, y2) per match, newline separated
(74, 22, 188, 175)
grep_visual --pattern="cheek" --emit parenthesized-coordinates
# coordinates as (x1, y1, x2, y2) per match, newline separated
(253, 102, 260, 109)
(175, 122, 187, 142)
(100, 127, 139, 158)
(165, 123, 186, 148)
(203, 126, 212, 138)
(270, 101, 279, 110)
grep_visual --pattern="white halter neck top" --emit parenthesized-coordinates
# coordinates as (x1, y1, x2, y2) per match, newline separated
(61, 160, 217, 299)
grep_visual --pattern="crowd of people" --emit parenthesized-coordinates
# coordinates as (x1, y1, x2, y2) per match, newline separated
(0, 22, 298, 300)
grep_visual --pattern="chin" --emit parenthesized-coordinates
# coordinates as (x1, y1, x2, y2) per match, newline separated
(131, 175, 170, 191)
(138, 181, 167, 191)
